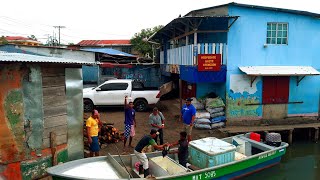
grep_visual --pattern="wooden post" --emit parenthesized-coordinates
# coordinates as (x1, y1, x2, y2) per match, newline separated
(314, 128, 319, 142)
(179, 79, 182, 121)
(288, 129, 293, 144)
(193, 30, 197, 65)
(309, 128, 312, 140)
(50, 132, 58, 165)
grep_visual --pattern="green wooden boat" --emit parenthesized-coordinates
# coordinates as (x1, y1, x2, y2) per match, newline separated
(47, 134, 288, 180)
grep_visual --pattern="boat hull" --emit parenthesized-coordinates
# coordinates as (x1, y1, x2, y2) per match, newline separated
(48, 135, 288, 180)
(164, 148, 286, 180)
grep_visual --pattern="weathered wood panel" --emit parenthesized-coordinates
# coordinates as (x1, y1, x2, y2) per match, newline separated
(42, 67, 65, 77)
(42, 76, 65, 88)
(43, 125, 67, 138)
(43, 105, 67, 118)
(44, 115, 67, 128)
(42, 86, 65, 97)
(43, 95, 67, 107)
(43, 134, 67, 148)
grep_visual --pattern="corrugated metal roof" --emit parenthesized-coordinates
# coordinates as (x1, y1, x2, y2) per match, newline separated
(150, 16, 237, 41)
(81, 48, 135, 57)
(5, 36, 31, 41)
(0, 53, 95, 65)
(77, 40, 131, 46)
(186, 2, 320, 18)
(239, 66, 320, 76)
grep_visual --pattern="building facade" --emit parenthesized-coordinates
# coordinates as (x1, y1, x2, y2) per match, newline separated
(153, 3, 320, 121)
(0, 53, 94, 179)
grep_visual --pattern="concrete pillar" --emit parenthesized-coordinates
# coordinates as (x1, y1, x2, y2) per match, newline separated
(288, 129, 293, 144)
(314, 128, 319, 142)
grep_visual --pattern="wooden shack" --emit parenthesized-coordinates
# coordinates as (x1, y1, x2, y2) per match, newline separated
(0, 52, 95, 179)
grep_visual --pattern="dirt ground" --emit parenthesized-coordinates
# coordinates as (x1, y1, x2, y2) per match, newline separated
(84, 99, 225, 156)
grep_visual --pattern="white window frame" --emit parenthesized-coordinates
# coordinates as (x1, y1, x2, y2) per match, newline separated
(266, 23, 288, 45)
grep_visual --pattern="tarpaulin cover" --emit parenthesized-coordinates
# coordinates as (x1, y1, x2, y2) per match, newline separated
(180, 65, 226, 83)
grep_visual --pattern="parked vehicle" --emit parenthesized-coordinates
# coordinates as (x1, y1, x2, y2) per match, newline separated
(83, 79, 160, 112)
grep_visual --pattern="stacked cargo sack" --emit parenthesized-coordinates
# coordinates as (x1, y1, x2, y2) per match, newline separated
(191, 97, 205, 110)
(206, 97, 226, 129)
(194, 110, 211, 129)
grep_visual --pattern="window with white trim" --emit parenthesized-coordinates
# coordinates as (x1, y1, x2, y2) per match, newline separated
(266, 23, 288, 45)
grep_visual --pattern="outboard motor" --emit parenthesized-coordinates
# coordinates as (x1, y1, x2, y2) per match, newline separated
(265, 132, 282, 147)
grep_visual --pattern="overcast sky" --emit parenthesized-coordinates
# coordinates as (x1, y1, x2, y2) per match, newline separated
(0, 0, 319, 44)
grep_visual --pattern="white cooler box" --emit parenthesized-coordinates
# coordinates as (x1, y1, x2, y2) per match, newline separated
(189, 137, 236, 168)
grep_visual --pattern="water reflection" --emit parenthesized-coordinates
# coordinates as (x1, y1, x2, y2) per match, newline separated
(242, 141, 320, 180)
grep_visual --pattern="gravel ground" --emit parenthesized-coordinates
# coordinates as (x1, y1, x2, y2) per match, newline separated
(84, 99, 225, 155)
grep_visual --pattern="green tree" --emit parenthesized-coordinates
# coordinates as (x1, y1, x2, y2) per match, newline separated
(130, 25, 163, 57)
(0, 36, 8, 45)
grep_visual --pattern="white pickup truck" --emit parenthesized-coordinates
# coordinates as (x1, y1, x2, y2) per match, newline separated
(83, 79, 160, 112)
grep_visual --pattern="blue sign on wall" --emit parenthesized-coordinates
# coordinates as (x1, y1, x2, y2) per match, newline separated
(180, 65, 226, 83)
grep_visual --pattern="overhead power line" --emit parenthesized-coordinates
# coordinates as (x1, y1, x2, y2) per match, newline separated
(53, 26, 66, 46)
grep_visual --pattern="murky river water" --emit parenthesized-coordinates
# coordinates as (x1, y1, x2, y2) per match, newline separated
(243, 140, 320, 180)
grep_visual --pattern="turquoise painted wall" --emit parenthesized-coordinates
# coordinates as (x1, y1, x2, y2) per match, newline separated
(196, 83, 226, 100)
(226, 5, 320, 118)
(288, 76, 320, 115)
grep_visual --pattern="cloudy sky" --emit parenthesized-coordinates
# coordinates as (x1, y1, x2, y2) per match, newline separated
(0, 0, 319, 44)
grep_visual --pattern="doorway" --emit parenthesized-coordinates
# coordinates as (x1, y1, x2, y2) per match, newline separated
(262, 76, 289, 119)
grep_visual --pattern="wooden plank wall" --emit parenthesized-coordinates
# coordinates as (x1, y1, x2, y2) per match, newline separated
(42, 67, 68, 148)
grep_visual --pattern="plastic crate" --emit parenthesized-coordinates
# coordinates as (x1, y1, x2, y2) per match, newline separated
(250, 132, 261, 142)
(189, 137, 236, 168)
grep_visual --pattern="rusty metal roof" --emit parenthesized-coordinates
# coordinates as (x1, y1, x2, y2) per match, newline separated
(186, 2, 320, 18)
(239, 66, 320, 76)
(77, 40, 131, 46)
(0, 53, 95, 65)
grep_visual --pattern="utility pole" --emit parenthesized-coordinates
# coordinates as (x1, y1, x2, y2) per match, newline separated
(53, 26, 66, 46)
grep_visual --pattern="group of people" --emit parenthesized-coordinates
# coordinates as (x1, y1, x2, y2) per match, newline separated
(86, 96, 197, 178)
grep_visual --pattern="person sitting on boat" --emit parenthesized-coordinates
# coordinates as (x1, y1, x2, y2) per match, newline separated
(168, 131, 189, 167)
(134, 129, 169, 178)
(86, 109, 101, 157)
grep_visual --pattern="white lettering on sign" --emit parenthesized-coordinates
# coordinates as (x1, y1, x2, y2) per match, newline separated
(258, 151, 276, 160)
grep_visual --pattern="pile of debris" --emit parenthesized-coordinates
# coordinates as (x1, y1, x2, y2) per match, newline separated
(99, 123, 123, 144)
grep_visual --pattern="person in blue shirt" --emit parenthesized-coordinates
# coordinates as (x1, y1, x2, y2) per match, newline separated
(124, 96, 136, 149)
(181, 98, 196, 142)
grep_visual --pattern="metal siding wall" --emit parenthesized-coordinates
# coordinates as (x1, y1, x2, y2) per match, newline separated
(102, 65, 161, 87)
(65, 68, 84, 160)
(82, 65, 98, 83)
(166, 43, 227, 66)
(160, 51, 164, 64)
(22, 65, 44, 152)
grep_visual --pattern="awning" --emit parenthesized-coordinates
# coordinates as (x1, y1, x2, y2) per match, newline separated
(239, 66, 320, 76)
(81, 48, 135, 57)
(150, 16, 239, 42)
(99, 62, 133, 68)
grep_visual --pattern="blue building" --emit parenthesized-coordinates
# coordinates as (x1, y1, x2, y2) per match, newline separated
(151, 3, 320, 121)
